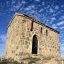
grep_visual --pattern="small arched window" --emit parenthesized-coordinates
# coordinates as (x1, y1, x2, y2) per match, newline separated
(41, 27, 42, 34)
(46, 30, 48, 36)
(30, 21, 33, 31)
(32, 35, 38, 54)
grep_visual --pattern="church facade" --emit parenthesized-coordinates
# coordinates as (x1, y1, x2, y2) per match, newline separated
(4, 13, 61, 63)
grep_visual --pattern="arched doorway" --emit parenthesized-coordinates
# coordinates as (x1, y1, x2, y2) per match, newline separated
(32, 35, 38, 54)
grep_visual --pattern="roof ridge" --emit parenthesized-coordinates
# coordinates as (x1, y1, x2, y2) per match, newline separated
(8, 12, 59, 34)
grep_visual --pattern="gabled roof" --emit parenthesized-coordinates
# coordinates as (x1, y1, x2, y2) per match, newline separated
(8, 12, 59, 34)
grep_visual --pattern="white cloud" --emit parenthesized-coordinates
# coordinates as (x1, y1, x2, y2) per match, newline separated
(62, 40, 64, 41)
(61, 44, 64, 50)
(61, 16, 64, 19)
(0, 44, 4, 47)
(55, 5, 59, 10)
(51, 17, 56, 20)
(24, 6, 31, 11)
(24, 4, 36, 11)
(31, 5, 35, 8)
(9, 2, 22, 11)
(12, 0, 16, 4)
(60, 43, 64, 58)
(52, 11, 61, 16)
(60, 35, 63, 38)
(31, 10, 35, 13)
(57, 21, 64, 26)
(9, 0, 27, 12)
(9, 7, 16, 11)
(61, 31, 64, 33)
(25, 7, 30, 11)
(60, 27, 64, 29)
(49, 8, 55, 13)
(42, 2, 45, 5)
(46, 5, 50, 9)
(0, 34, 6, 42)
(22, 0, 26, 4)
(0, 2, 5, 8)
(35, 0, 40, 2)
(59, 16, 64, 20)
(61, 5, 64, 8)
(50, 17, 56, 24)
(60, 34, 64, 37)
(60, 31, 64, 37)
(6, 1, 9, 5)
(39, 8, 44, 12)
(52, 24, 58, 29)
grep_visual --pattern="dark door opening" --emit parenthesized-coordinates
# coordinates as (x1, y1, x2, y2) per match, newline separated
(32, 35, 38, 54)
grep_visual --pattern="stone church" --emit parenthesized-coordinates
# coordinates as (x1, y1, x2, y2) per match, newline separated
(4, 13, 62, 64)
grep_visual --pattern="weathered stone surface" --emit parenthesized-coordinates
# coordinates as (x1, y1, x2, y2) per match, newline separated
(3, 13, 63, 64)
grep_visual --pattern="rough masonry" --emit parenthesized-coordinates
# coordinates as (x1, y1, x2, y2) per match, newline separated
(4, 13, 62, 64)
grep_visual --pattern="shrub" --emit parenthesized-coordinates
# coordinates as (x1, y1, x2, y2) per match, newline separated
(0, 58, 20, 64)
(28, 60, 36, 64)
(22, 57, 40, 61)
(21, 62, 24, 64)
(22, 56, 40, 64)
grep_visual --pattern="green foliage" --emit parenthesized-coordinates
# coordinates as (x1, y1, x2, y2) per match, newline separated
(20, 62, 24, 64)
(22, 57, 40, 61)
(11, 61, 20, 64)
(0, 58, 20, 64)
(0, 59, 8, 64)
(0, 61, 20, 64)
(28, 60, 36, 64)
(0, 57, 40, 64)
(22, 56, 40, 64)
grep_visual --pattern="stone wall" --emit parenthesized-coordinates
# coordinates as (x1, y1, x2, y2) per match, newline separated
(4, 13, 61, 62)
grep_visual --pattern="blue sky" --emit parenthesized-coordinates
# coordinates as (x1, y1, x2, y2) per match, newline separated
(0, 0, 64, 58)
